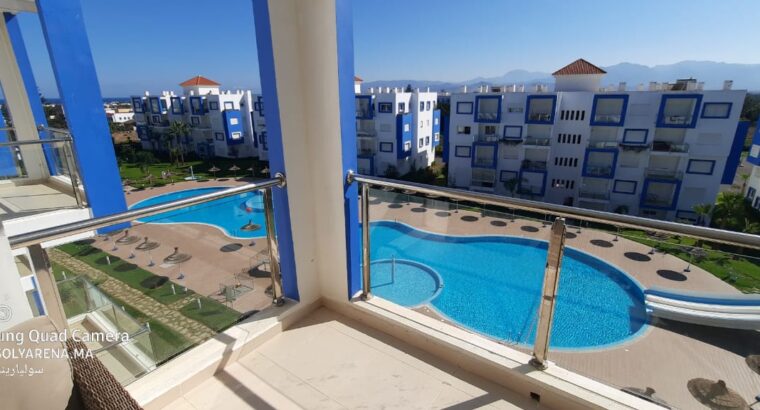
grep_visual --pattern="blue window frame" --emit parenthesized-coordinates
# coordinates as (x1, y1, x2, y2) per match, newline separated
(190, 116, 200, 126)
(590, 94, 628, 126)
(456, 102, 473, 115)
(355, 95, 373, 119)
(159, 99, 168, 111)
(131, 97, 144, 113)
(656, 94, 703, 128)
(215, 132, 224, 141)
(582, 148, 619, 179)
(254, 96, 264, 112)
(474, 95, 502, 123)
(379, 142, 393, 152)
(640, 178, 682, 210)
(612, 179, 637, 194)
(209, 101, 219, 111)
(454, 145, 471, 158)
(149, 97, 161, 114)
(224, 101, 234, 110)
(622, 128, 649, 144)
(170, 97, 183, 114)
(686, 159, 716, 175)
(378, 102, 392, 113)
(525, 95, 557, 124)
(471, 142, 498, 168)
(700, 102, 732, 119)
(503, 125, 522, 140)
(190, 97, 204, 115)
(499, 170, 518, 182)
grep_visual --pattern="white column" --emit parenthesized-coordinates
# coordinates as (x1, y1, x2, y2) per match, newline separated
(0, 17, 49, 180)
(0, 226, 34, 330)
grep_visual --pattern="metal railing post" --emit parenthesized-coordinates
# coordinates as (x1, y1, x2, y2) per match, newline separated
(62, 140, 85, 207)
(28, 244, 68, 330)
(262, 187, 285, 306)
(530, 217, 567, 370)
(361, 182, 371, 299)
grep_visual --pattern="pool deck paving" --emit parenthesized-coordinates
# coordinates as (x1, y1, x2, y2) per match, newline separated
(90, 180, 759, 409)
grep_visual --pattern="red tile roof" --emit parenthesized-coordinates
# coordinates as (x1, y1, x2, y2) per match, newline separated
(552, 59, 606, 76)
(179, 75, 221, 87)
(354, 76, 363, 82)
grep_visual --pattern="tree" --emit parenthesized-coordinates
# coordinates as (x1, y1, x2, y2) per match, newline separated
(134, 151, 157, 175)
(502, 177, 522, 197)
(741, 93, 760, 124)
(692, 203, 713, 226)
(712, 192, 747, 231)
(167, 121, 191, 165)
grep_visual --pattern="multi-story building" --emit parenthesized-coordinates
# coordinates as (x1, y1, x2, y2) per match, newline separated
(355, 83, 439, 176)
(745, 128, 760, 210)
(446, 59, 748, 221)
(104, 106, 134, 123)
(131, 76, 266, 160)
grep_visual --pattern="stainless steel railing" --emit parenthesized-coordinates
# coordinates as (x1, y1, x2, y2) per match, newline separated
(346, 171, 760, 369)
(8, 174, 288, 329)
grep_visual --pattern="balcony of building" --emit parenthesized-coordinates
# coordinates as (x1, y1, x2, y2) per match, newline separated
(471, 143, 498, 169)
(525, 95, 556, 125)
(656, 94, 702, 128)
(523, 136, 552, 147)
(470, 168, 496, 191)
(590, 95, 628, 126)
(583, 148, 618, 179)
(520, 159, 547, 172)
(474, 95, 502, 123)
(578, 179, 611, 202)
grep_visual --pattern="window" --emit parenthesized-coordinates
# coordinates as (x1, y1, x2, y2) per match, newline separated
(613, 180, 637, 194)
(434, 132, 440, 142)
(503, 126, 522, 139)
(622, 129, 648, 144)
(398, 102, 406, 112)
(484, 125, 497, 135)
(456, 102, 473, 114)
(215, 132, 224, 141)
(457, 126, 471, 135)
(403, 123, 410, 132)
(378, 102, 392, 113)
(379, 124, 391, 132)
(434, 117, 439, 125)
(229, 132, 242, 140)
(230, 118, 239, 125)
(591, 95, 628, 126)
(403, 141, 411, 151)
(426, 101, 431, 111)
(209, 101, 219, 110)
(190, 97, 203, 115)
(686, 159, 715, 175)
(420, 102, 424, 111)
(160, 99, 168, 111)
(499, 170, 518, 182)
(151, 115, 160, 123)
(171, 97, 183, 114)
(657, 94, 702, 128)
(132, 98, 143, 113)
(455, 146, 471, 158)
(379, 142, 393, 152)
(701, 102, 732, 119)
(419, 139, 424, 148)
(224, 102, 234, 110)
(191, 116, 200, 125)
(425, 136, 430, 145)
(507, 104, 523, 113)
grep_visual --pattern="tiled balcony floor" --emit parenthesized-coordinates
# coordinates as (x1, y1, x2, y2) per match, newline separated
(0, 181, 78, 220)
(162, 308, 541, 410)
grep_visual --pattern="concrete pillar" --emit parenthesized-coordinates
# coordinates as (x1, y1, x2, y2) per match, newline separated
(0, 226, 34, 331)
(253, 0, 359, 304)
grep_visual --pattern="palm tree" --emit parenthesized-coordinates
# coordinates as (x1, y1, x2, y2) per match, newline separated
(692, 203, 713, 227)
(167, 121, 191, 165)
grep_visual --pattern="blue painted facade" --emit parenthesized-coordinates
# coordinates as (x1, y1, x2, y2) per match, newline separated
(525, 95, 557, 124)
(590, 94, 629, 126)
(432, 109, 441, 147)
(253, 0, 300, 300)
(222, 110, 244, 145)
(640, 178, 682, 210)
(5, 12, 60, 176)
(656, 94, 703, 128)
(474, 95, 502, 123)
(582, 148, 618, 179)
(722, 120, 750, 183)
(131, 97, 144, 113)
(36, 0, 128, 224)
(747, 127, 760, 166)
(396, 113, 413, 159)
(442, 112, 450, 163)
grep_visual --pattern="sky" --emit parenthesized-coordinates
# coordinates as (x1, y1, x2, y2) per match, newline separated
(12, 0, 760, 97)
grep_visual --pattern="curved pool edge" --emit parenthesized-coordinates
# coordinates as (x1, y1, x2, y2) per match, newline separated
(370, 219, 653, 352)
(370, 258, 444, 308)
(128, 186, 268, 240)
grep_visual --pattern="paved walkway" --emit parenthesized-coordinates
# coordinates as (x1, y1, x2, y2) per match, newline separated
(50, 248, 216, 344)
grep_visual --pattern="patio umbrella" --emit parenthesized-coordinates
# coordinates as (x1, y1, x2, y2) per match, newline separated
(163, 246, 192, 265)
(687, 379, 749, 410)
(229, 164, 241, 178)
(621, 387, 670, 408)
(747, 355, 760, 375)
(115, 229, 140, 245)
(135, 237, 160, 266)
(208, 165, 220, 179)
(260, 166, 270, 175)
(240, 219, 261, 232)
(246, 166, 255, 178)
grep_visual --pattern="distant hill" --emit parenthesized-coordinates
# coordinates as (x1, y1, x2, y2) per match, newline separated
(362, 61, 760, 92)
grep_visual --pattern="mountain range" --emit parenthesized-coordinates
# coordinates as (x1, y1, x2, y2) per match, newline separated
(362, 61, 760, 92)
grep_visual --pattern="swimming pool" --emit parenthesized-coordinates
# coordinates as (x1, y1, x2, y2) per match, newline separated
(369, 221, 648, 349)
(130, 187, 267, 238)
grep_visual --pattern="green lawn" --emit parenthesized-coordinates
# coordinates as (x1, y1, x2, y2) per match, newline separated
(620, 229, 760, 293)
(57, 241, 189, 305)
(180, 296, 241, 332)
(119, 157, 269, 188)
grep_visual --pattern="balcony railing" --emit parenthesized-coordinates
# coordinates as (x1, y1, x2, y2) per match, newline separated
(642, 194, 673, 208)
(528, 112, 552, 122)
(646, 168, 683, 180)
(619, 142, 651, 151)
(523, 136, 551, 146)
(357, 130, 376, 138)
(521, 159, 547, 171)
(578, 190, 610, 201)
(588, 140, 618, 149)
(662, 115, 691, 125)
(472, 157, 495, 167)
(474, 134, 499, 143)
(652, 141, 689, 153)
(476, 112, 499, 122)
(584, 165, 614, 178)
(593, 114, 622, 124)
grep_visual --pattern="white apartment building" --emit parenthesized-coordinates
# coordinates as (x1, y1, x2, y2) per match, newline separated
(131, 76, 266, 160)
(446, 59, 748, 222)
(105, 107, 134, 123)
(355, 80, 440, 176)
(745, 128, 760, 210)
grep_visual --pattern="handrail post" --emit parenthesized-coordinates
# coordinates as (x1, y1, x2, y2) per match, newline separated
(530, 217, 567, 370)
(262, 187, 285, 306)
(62, 140, 85, 208)
(28, 244, 68, 330)
(361, 182, 371, 299)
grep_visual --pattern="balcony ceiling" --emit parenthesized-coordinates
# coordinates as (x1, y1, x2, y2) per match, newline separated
(0, 0, 36, 13)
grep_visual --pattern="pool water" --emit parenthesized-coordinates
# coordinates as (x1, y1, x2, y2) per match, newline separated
(369, 221, 648, 349)
(130, 187, 267, 238)
(370, 259, 442, 306)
